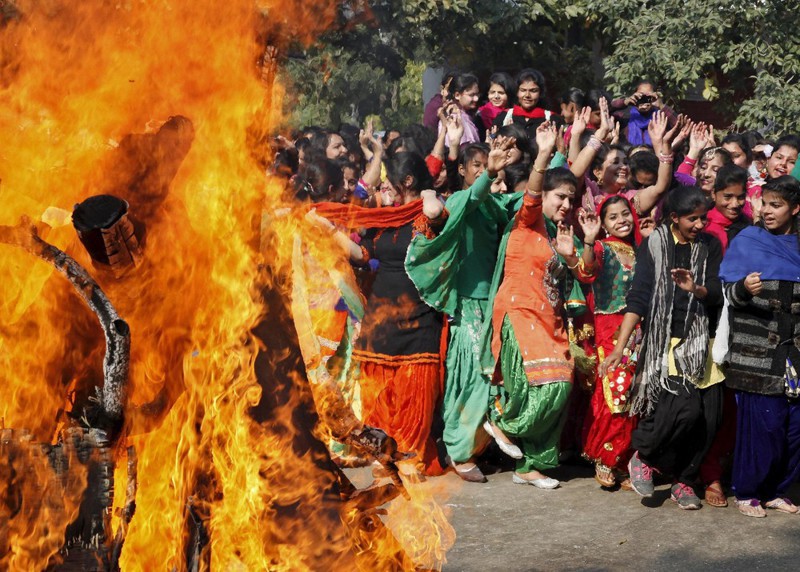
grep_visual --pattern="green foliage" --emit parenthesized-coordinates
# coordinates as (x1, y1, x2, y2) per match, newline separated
(573, 0, 800, 134)
(282, 0, 800, 136)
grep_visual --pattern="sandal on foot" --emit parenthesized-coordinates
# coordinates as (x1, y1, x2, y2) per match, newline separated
(765, 497, 799, 514)
(619, 477, 633, 491)
(594, 463, 616, 488)
(735, 499, 766, 518)
(704, 481, 728, 508)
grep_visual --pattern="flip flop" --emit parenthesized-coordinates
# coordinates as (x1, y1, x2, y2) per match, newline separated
(704, 481, 728, 508)
(765, 497, 799, 514)
(735, 498, 766, 518)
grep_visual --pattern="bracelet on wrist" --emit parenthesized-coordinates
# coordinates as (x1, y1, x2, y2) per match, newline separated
(587, 137, 603, 151)
(567, 258, 580, 270)
(534, 166, 547, 174)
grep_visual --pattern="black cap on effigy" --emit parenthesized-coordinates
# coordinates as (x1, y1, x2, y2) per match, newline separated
(72, 194, 128, 232)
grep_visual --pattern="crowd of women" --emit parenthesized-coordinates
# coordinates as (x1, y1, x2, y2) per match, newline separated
(272, 67, 800, 517)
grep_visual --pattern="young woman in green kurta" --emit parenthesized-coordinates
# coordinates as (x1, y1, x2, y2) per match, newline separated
(406, 137, 521, 482)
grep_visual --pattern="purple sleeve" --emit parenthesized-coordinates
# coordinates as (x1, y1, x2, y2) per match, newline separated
(423, 94, 443, 130)
(610, 97, 627, 110)
(674, 171, 696, 186)
(354, 183, 369, 200)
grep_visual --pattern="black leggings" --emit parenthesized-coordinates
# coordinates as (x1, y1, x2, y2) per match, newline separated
(632, 377, 723, 485)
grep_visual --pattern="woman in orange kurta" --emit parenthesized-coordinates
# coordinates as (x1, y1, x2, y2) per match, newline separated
(482, 123, 577, 488)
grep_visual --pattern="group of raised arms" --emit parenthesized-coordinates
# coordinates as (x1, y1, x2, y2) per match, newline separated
(270, 67, 800, 518)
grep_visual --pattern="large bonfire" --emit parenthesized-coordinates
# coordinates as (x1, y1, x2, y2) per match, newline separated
(0, 1, 453, 569)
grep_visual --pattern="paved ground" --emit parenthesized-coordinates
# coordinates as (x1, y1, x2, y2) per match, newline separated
(348, 460, 800, 571)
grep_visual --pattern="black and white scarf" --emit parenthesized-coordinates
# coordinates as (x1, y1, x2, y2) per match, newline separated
(631, 224, 709, 416)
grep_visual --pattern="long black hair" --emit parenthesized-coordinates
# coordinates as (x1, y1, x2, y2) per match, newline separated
(543, 168, 577, 193)
(515, 68, 547, 102)
(560, 87, 585, 107)
(387, 152, 433, 192)
(293, 158, 344, 203)
(721, 133, 753, 164)
(448, 73, 479, 100)
(488, 72, 516, 98)
(661, 185, 708, 225)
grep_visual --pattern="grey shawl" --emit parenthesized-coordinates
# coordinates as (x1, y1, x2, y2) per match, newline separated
(631, 224, 710, 416)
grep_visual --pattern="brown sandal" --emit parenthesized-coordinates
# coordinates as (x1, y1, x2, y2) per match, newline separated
(704, 481, 728, 508)
(594, 463, 616, 488)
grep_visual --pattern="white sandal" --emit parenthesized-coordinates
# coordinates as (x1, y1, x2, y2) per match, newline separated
(765, 497, 799, 514)
(735, 498, 766, 518)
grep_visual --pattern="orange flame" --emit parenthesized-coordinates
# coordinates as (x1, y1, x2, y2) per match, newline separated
(0, 0, 454, 569)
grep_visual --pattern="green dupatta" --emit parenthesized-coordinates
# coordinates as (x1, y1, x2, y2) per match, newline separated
(405, 171, 522, 314)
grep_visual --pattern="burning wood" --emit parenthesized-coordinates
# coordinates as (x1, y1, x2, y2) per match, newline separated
(0, 1, 453, 569)
(0, 222, 129, 433)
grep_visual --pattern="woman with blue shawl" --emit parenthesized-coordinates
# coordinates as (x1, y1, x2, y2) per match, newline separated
(719, 175, 800, 518)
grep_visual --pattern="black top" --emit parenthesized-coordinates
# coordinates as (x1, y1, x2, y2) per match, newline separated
(727, 216, 750, 244)
(355, 221, 442, 358)
(625, 230, 723, 338)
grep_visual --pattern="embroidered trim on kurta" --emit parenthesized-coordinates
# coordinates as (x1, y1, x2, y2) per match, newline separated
(522, 357, 573, 386)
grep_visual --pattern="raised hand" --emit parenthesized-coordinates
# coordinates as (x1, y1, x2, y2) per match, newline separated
(689, 122, 710, 155)
(610, 120, 621, 145)
(359, 118, 374, 149)
(486, 125, 498, 144)
(487, 135, 519, 174)
(663, 114, 683, 149)
(359, 118, 382, 158)
(535, 121, 558, 154)
(577, 208, 602, 243)
(595, 97, 612, 142)
(705, 124, 717, 147)
(556, 124, 567, 155)
(446, 110, 464, 143)
(553, 222, 576, 258)
(639, 216, 656, 238)
(672, 115, 693, 151)
(571, 106, 592, 137)
(647, 111, 668, 146)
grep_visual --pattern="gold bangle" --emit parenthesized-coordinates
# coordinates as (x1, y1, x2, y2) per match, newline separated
(534, 166, 547, 174)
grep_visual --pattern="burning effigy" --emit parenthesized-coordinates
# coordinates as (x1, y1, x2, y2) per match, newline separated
(0, 1, 452, 569)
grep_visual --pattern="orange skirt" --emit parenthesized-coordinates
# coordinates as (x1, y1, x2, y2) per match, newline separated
(358, 360, 444, 475)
